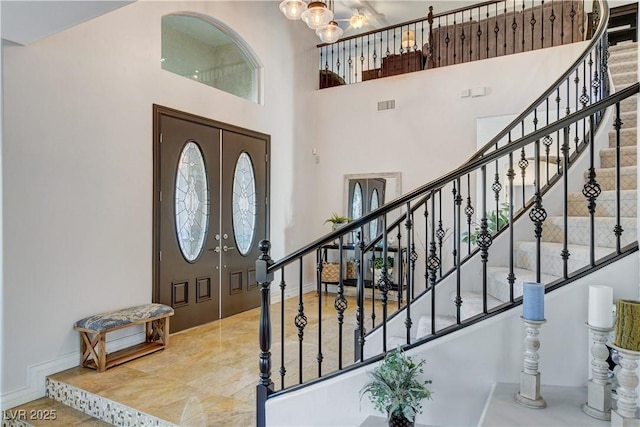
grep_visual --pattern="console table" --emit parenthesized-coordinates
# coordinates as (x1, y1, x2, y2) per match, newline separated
(319, 244, 406, 295)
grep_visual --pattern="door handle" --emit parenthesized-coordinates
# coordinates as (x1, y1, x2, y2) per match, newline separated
(209, 247, 221, 253)
(223, 245, 235, 252)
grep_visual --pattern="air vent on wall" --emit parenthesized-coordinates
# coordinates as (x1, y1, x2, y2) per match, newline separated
(377, 100, 395, 111)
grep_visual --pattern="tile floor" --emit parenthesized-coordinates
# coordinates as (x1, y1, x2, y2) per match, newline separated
(48, 291, 391, 426)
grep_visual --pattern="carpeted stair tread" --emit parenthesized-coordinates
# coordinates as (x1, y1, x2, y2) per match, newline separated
(599, 145, 636, 167)
(542, 215, 637, 248)
(612, 71, 638, 87)
(567, 189, 637, 217)
(415, 314, 457, 338)
(585, 166, 637, 190)
(609, 61, 639, 75)
(486, 266, 560, 302)
(450, 291, 503, 320)
(514, 240, 613, 277)
(620, 111, 637, 128)
(608, 127, 637, 147)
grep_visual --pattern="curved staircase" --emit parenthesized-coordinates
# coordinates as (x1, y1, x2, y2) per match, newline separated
(411, 41, 638, 332)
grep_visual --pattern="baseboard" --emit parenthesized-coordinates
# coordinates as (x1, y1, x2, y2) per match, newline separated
(0, 331, 146, 411)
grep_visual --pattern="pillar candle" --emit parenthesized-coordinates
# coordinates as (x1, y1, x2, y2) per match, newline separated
(588, 285, 613, 328)
(523, 282, 545, 321)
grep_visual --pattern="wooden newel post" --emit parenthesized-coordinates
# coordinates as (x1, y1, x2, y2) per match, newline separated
(256, 239, 274, 427)
(427, 6, 434, 68)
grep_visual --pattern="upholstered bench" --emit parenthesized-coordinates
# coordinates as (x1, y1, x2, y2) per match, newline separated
(74, 303, 174, 372)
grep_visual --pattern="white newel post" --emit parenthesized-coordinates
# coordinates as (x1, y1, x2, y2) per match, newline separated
(582, 324, 614, 420)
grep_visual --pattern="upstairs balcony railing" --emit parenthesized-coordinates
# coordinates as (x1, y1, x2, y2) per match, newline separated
(319, 0, 590, 89)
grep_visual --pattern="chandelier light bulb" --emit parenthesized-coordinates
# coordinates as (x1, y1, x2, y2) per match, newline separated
(279, 0, 307, 20)
(350, 13, 366, 29)
(301, 2, 333, 30)
(316, 21, 343, 44)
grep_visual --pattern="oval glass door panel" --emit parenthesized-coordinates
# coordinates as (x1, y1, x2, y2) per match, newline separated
(175, 141, 209, 262)
(232, 152, 257, 256)
(352, 183, 363, 220)
(369, 188, 379, 241)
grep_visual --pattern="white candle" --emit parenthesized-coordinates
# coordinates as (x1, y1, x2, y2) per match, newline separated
(588, 285, 613, 328)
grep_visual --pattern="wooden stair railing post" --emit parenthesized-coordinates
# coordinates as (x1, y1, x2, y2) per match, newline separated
(256, 240, 275, 427)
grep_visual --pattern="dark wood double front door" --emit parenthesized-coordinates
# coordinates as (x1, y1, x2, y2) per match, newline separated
(153, 106, 269, 332)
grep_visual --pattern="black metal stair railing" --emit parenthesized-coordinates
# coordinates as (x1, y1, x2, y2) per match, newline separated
(255, 1, 638, 425)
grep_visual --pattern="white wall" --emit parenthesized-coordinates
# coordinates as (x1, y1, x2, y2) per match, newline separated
(308, 41, 590, 242)
(0, 0, 319, 408)
(266, 254, 640, 426)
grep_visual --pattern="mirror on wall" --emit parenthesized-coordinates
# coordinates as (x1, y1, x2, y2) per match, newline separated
(343, 172, 402, 244)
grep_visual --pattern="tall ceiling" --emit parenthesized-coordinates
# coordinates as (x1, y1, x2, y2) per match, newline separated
(1, 0, 482, 46)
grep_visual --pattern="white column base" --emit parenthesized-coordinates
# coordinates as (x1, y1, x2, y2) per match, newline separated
(581, 379, 612, 420)
(515, 372, 546, 409)
(611, 409, 640, 427)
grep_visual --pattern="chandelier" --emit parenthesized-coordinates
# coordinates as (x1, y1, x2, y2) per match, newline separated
(280, 0, 343, 44)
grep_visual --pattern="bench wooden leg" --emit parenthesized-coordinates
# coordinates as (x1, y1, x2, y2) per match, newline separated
(146, 317, 170, 347)
(79, 332, 100, 369)
(97, 332, 106, 373)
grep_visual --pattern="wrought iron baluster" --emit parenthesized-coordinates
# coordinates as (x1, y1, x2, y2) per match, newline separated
(561, 0, 565, 44)
(335, 236, 347, 370)
(465, 176, 474, 255)
(396, 225, 403, 310)
(428, 191, 439, 333)
(454, 179, 463, 323)
(507, 151, 516, 302)
(316, 249, 323, 377)
(549, 0, 556, 46)
(520, 0, 525, 52)
(529, 0, 536, 51)
(519, 147, 529, 207)
(543, 98, 553, 186)
(493, 146, 503, 230)
(582, 115, 601, 267)
(478, 166, 493, 314)
(405, 203, 414, 344)
(529, 139, 547, 283)
(511, 0, 517, 55)
(570, 0, 576, 44)
(279, 268, 286, 390)
(354, 230, 365, 362)
(613, 105, 623, 254)
(295, 257, 307, 383)
(410, 212, 417, 301)
(459, 12, 466, 63)
(574, 69, 581, 151)
(445, 15, 450, 65)
(562, 127, 571, 278)
(371, 250, 376, 328)
(540, 0, 544, 48)
(556, 87, 562, 174)
(436, 189, 445, 277)
(378, 215, 390, 353)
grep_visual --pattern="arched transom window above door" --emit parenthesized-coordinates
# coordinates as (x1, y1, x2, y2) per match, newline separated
(161, 13, 263, 104)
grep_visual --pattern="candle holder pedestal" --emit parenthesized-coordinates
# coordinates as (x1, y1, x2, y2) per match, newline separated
(610, 344, 640, 427)
(581, 323, 614, 420)
(515, 318, 547, 409)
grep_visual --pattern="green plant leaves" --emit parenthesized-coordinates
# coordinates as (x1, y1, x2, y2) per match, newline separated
(360, 348, 433, 422)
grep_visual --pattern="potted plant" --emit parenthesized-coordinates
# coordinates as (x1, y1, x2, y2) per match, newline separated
(324, 212, 350, 231)
(372, 255, 394, 284)
(360, 347, 433, 427)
